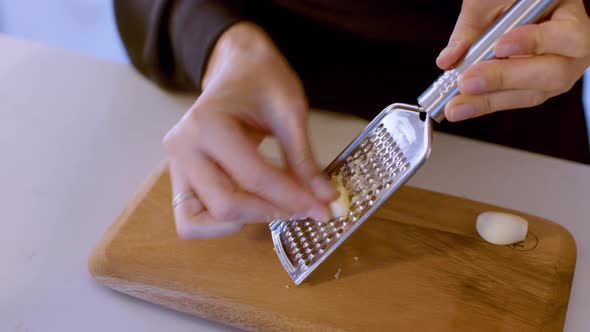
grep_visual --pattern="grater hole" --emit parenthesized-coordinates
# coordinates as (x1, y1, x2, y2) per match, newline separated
(419, 111, 427, 121)
(327, 233, 334, 240)
(337, 228, 344, 235)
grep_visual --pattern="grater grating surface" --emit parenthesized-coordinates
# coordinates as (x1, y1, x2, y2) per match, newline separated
(270, 104, 432, 284)
(270, 0, 557, 285)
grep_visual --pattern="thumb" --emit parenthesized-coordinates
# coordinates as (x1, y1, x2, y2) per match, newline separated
(266, 95, 338, 204)
(437, 1, 509, 69)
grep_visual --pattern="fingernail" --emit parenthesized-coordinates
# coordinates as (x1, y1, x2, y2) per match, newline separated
(436, 41, 459, 61)
(496, 43, 520, 57)
(267, 212, 289, 222)
(450, 104, 476, 121)
(310, 175, 338, 201)
(460, 77, 487, 94)
(290, 212, 309, 220)
(308, 206, 331, 222)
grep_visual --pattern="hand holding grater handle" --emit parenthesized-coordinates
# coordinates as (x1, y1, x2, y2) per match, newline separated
(418, 0, 559, 123)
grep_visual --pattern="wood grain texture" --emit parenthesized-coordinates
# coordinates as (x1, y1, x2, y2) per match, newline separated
(89, 163, 576, 331)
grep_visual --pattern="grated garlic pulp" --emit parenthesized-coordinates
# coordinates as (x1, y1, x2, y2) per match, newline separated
(329, 175, 351, 218)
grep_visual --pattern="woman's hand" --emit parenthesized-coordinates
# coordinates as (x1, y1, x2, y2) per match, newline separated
(163, 23, 337, 239)
(437, 0, 590, 122)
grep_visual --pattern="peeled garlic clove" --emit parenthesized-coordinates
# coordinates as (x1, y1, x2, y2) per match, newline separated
(329, 175, 350, 218)
(476, 211, 528, 245)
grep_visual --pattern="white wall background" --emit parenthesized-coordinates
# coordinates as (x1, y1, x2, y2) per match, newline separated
(0, 0, 589, 140)
(0, 0, 127, 62)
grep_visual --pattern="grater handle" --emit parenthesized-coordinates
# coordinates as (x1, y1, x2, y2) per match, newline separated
(418, 0, 559, 123)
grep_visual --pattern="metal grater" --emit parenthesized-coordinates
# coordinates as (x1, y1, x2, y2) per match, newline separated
(270, 0, 558, 285)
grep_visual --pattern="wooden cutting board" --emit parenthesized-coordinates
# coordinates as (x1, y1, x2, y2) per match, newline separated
(88, 163, 576, 331)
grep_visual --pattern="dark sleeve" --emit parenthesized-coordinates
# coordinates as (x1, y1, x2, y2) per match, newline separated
(113, 0, 251, 92)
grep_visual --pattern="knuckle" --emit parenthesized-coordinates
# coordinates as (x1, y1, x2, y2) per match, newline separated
(187, 110, 216, 137)
(535, 61, 569, 92)
(550, 62, 574, 93)
(271, 91, 308, 118)
(210, 197, 241, 221)
(536, 93, 549, 105)
(534, 25, 545, 54)
(528, 92, 547, 107)
(570, 22, 590, 57)
(245, 171, 271, 194)
(291, 154, 317, 179)
(483, 96, 494, 115)
(525, 92, 546, 107)
(489, 61, 505, 90)
(162, 109, 219, 153)
(162, 127, 181, 153)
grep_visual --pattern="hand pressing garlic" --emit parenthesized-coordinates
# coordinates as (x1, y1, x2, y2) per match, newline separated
(329, 175, 351, 218)
(476, 211, 528, 245)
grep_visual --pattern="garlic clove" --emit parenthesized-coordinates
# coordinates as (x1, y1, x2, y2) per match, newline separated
(476, 211, 528, 245)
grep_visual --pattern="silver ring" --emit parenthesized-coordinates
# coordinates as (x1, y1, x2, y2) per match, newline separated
(171, 191, 197, 208)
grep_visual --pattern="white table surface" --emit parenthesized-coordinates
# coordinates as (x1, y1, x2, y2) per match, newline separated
(0, 34, 588, 332)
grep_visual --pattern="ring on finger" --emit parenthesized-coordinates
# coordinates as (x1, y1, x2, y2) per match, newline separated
(172, 191, 198, 208)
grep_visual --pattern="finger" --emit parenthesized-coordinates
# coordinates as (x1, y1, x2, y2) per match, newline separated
(266, 96, 337, 203)
(169, 161, 242, 239)
(458, 55, 577, 95)
(496, 19, 590, 58)
(202, 114, 331, 221)
(445, 89, 548, 122)
(169, 160, 204, 224)
(175, 211, 244, 239)
(180, 149, 286, 223)
(437, 1, 508, 69)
